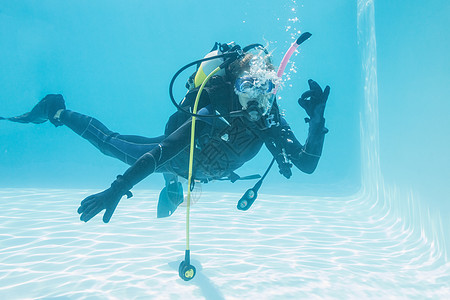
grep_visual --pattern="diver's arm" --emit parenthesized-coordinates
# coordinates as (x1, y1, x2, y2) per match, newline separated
(119, 121, 197, 187)
(281, 117, 328, 174)
(77, 118, 207, 223)
(272, 79, 330, 175)
(292, 79, 330, 174)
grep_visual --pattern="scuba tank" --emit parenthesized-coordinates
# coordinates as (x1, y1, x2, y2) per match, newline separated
(170, 41, 269, 118)
(186, 42, 237, 90)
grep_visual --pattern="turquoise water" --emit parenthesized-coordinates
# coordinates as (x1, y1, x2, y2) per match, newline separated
(1, 1, 449, 299)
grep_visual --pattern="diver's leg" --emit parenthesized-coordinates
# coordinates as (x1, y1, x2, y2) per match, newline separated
(59, 109, 165, 165)
(2, 94, 165, 164)
(3, 94, 185, 212)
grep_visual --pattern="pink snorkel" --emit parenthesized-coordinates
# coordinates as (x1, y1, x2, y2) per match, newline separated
(274, 32, 312, 94)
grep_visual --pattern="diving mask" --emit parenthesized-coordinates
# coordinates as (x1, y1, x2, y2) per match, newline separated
(234, 76, 275, 97)
(234, 76, 276, 121)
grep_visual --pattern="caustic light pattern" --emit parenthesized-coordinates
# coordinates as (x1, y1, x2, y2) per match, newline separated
(0, 189, 448, 299)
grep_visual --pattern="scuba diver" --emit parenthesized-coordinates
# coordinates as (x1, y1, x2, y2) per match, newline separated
(1, 39, 330, 223)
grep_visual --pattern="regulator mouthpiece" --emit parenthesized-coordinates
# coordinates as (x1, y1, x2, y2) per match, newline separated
(244, 100, 264, 121)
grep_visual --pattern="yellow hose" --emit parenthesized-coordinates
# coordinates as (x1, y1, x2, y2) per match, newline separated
(186, 66, 222, 250)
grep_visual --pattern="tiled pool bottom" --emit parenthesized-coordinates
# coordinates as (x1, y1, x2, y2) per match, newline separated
(0, 188, 449, 299)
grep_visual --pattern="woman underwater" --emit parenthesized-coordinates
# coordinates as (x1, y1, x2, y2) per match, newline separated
(1, 39, 330, 223)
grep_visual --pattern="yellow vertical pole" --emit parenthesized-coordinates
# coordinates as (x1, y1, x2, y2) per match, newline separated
(185, 66, 222, 251)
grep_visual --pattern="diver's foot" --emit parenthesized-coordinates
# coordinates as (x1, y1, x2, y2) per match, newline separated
(6, 94, 66, 127)
(157, 182, 184, 218)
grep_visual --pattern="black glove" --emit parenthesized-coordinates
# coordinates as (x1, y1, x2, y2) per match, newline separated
(77, 175, 133, 223)
(298, 79, 330, 122)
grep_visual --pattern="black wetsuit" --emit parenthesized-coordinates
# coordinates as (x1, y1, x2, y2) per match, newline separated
(1, 66, 329, 222)
(59, 76, 326, 184)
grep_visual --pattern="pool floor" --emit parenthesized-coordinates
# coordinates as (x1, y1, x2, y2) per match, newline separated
(0, 188, 449, 299)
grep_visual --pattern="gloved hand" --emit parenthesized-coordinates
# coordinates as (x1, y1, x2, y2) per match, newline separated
(298, 79, 330, 122)
(77, 175, 133, 223)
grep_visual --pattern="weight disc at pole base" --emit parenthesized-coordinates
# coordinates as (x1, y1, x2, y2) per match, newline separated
(179, 260, 196, 281)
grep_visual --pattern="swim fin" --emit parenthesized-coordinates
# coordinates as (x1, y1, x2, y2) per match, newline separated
(2, 94, 66, 126)
(157, 182, 184, 218)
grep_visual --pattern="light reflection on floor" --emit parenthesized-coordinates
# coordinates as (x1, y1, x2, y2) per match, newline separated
(0, 188, 448, 299)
